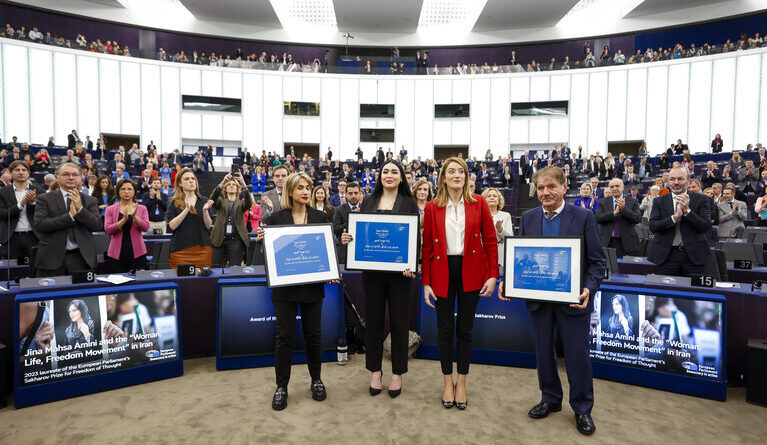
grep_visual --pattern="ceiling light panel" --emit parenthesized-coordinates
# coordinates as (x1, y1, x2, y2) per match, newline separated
(270, 0, 338, 29)
(418, 0, 488, 31)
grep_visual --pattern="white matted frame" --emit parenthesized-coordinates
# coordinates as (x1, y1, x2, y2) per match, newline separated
(346, 212, 419, 272)
(262, 223, 340, 288)
(503, 236, 583, 304)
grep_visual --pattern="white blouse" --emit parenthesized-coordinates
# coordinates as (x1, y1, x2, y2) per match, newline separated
(445, 197, 466, 255)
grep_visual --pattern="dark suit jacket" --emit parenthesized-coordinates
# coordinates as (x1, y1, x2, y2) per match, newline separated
(0, 183, 46, 243)
(167, 152, 182, 166)
(595, 195, 642, 254)
(332, 202, 357, 264)
(518, 204, 606, 315)
(67, 134, 77, 149)
(647, 192, 711, 266)
(268, 207, 329, 303)
(34, 190, 103, 270)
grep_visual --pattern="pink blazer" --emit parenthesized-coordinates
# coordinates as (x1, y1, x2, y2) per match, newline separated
(104, 203, 150, 259)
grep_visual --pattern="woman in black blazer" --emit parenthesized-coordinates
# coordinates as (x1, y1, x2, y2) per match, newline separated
(341, 160, 418, 398)
(255, 172, 330, 411)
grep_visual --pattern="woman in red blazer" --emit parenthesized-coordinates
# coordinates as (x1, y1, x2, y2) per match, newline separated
(104, 179, 150, 272)
(422, 157, 499, 410)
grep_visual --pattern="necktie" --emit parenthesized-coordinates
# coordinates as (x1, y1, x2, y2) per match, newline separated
(729, 201, 734, 209)
(612, 200, 620, 237)
(545, 211, 555, 220)
(65, 197, 75, 245)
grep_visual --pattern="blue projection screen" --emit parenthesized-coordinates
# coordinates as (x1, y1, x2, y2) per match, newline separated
(216, 278, 343, 370)
(14, 283, 183, 408)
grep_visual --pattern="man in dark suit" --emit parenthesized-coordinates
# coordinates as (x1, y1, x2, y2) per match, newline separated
(648, 167, 711, 275)
(33, 162, 103, 277)
(84, 136, 93, 150)
(260, 165, 289, 226)
(502, 166, 605, 436)
(0, 161, 46, 264)
(329, 179, 348, 207)
(658, 153, 670, 170)
(595, 178, 642, 257)
(636, 157, 653, 179)
(67, 130, 80, 149)
(166, 148, 182, 167)
(331, 182, 363, 264)
(519, 150, 531, 177)
(147, 140, 157, 152)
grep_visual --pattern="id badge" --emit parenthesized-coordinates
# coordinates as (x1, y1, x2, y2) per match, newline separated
(226, 224, 233, 235)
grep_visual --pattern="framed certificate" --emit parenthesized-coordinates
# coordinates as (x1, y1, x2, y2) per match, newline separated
(346, 212, 419, 272)
(503, 236, 583, 304)
(262, 223, 340, 288)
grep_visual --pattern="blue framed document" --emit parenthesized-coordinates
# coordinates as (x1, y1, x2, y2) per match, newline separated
(262, 223, 340, 287)
(346, 212, 419, 272)
(503, 236, 583, 304)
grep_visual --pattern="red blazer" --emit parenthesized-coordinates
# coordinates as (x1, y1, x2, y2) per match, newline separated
(421, 195, 499, 298)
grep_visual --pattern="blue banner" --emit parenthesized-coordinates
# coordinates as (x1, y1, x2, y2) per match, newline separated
(512, 246, 572, 292)
(273, 233, 330, 276)
(354, 221, 410, 264)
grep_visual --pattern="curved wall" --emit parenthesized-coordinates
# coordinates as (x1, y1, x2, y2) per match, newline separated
(1, 38, 766, 161)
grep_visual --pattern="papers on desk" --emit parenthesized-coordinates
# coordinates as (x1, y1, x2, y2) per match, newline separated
(96, 274, 136, 285)
(714, 282, 738, 288)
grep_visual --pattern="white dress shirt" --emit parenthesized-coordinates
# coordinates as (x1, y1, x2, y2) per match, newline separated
(13, 183, 33, 232)
(445, 197, 465, 255)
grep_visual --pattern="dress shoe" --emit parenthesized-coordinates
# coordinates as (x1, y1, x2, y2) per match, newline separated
(454, 384, 467, 410)
(272, 387, 288, 411)
(311, 379, 327, 401)
(369, 370, 383, 396)
(388, 374, 401, 398)
(575, 414, 596, 435)
(528, 401, 562, 419)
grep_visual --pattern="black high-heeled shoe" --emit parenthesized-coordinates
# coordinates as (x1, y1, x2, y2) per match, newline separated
(369, 370, 383, 396)
(388, 374, 401, 398)
(455, 383, 467, 410)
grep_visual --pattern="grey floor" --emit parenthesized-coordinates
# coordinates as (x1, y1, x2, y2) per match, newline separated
(1, 356, 765, 445)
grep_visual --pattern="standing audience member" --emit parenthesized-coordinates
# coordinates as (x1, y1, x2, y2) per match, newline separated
(166, 168, 213, 269)
(143, 177, 168, 234)
(717, 186, 747, 238)
(104, 179, 150, 272)
(0, 161, 45, 264)
(34, 163, 102, 276)
(209, 173, 252, 267)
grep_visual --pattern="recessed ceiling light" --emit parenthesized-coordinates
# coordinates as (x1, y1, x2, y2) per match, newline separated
(270, 0, 338, 30)
(417, 0, 488, 32)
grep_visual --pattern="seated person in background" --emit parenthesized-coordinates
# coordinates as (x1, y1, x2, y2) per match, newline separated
(142, 178, 168, 234)
(717, 186, 747, 239)
(166, 168, 213, 269)
(104, 179, 150, 273)
(33, 162, 103, 276)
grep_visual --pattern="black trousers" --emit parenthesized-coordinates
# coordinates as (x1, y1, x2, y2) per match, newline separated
(608, 237, 624, 258)
(8, 231, 37, 265)
(37, 250, 91, 277)
(435, 256, 480, 375)
(362, 271, 411, 375)
(212, 237, 245, 267)
(656, 246, 704, 276)
(272, 298, 323, 388)
(529, 304, 593, 415)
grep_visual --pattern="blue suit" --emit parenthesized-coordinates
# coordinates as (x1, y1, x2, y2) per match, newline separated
(518, 203, 606, 415)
